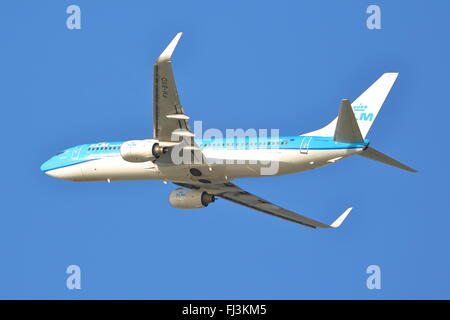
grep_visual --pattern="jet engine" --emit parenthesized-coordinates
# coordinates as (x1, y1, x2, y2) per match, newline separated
(120, 140, 166, 163)
(169, 188, 216, 209)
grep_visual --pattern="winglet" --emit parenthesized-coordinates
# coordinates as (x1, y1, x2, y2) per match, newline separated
(329, 207, 353, 228)
(157, 32, 183, 63)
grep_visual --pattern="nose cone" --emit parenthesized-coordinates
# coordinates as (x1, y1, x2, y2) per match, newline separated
(40, 157, 83, 181)
(40, 158, 54, 173)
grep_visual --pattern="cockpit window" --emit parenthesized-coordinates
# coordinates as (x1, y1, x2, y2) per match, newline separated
(55, 151, 64, 156)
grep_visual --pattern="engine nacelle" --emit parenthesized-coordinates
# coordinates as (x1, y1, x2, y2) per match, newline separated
(169, 188, 216, 209)
(120, 140, 165, 163)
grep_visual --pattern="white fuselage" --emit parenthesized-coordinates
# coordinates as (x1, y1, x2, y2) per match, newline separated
(43, 143, 363, 183)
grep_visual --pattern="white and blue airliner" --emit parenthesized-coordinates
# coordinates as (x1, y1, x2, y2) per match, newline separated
(41, 33, 416, 228)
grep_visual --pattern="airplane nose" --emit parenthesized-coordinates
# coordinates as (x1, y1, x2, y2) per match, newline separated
(40, 159, 82, 181)
(43, 167, 60, 178)
(44, 168, 65, 179)
(40, 159, 53, 174)
(43, 166, 83, 180)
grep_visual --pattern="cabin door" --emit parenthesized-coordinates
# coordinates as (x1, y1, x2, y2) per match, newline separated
(299, 136, 312, 154)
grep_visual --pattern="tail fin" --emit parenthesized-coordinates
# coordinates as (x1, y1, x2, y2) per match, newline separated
(305, 73, 399, 138)
(359, 146, 417, 172)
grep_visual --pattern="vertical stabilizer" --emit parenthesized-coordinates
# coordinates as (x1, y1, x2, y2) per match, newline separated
(304, 73, 399, 138)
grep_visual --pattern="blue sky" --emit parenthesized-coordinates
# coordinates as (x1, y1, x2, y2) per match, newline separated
(0, 0, 449, 299)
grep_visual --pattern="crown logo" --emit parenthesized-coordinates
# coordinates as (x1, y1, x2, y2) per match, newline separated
(353, 104, 368, 112)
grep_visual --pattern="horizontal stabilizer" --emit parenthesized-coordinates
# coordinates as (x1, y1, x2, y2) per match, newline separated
(334, 99, 364, 143)
(359, 147, 417, 172)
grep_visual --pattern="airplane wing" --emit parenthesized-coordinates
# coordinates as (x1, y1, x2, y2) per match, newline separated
(153, 32, 192, 143)
(175, 182, 352, 228)
(153, 33, 206, 165)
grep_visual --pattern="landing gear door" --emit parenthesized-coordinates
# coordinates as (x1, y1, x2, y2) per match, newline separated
(300, 136, 312, 154)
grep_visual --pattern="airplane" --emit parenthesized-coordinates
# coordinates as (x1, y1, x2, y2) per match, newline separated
(40, 33, 416, 229)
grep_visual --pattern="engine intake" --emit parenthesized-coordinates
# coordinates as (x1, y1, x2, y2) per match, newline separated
(120, 140, 166, 163)
(169, 188, 216, 209)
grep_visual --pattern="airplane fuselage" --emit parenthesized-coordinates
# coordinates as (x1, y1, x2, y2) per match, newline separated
(41, 136, 368, 182)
